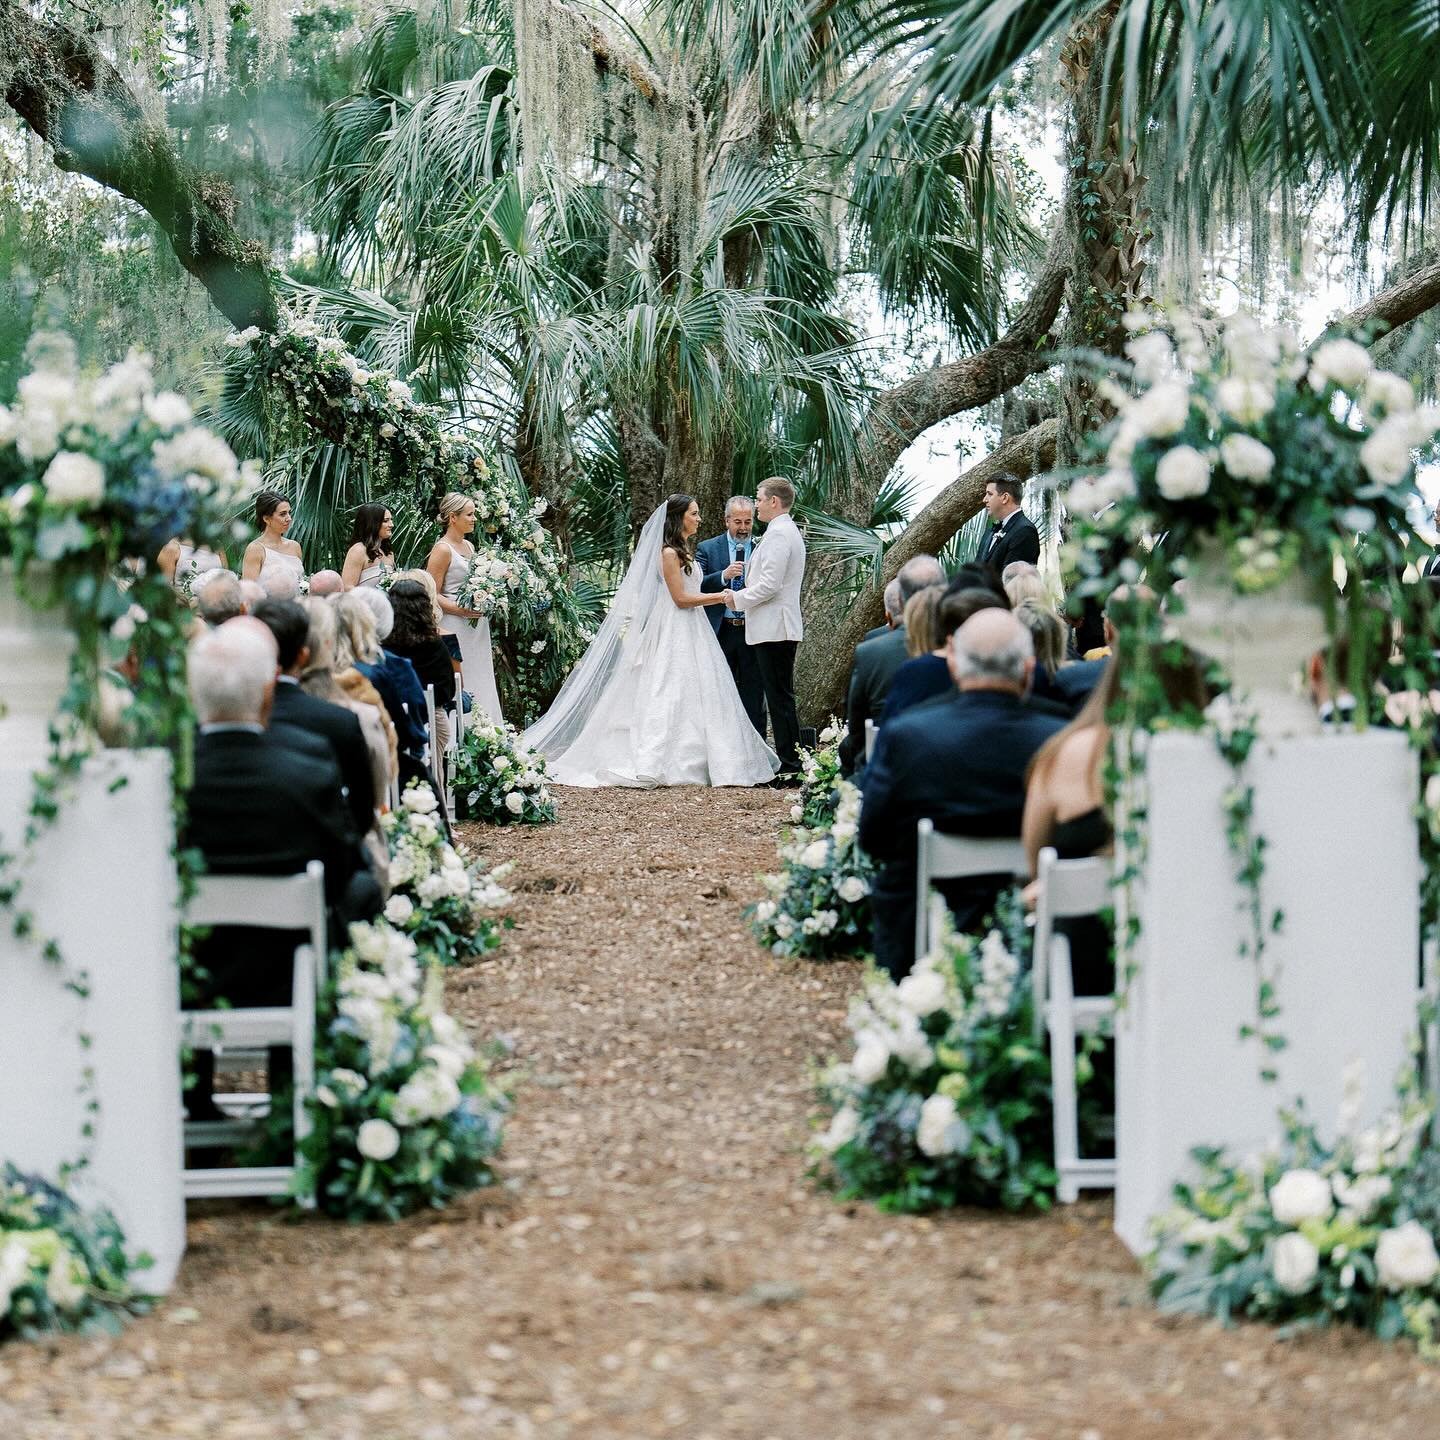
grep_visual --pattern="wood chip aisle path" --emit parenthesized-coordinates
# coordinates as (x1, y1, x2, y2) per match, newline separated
(3, 787, 1434, 1437)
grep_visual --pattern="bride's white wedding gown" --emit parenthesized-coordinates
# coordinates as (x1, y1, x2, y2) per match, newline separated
(524, 515, 778, 788)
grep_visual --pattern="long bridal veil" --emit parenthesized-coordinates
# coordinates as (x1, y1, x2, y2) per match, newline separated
(522, 503, 669, 763)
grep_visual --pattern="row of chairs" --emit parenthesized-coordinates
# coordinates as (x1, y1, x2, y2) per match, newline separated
(386, 673, 466, 813)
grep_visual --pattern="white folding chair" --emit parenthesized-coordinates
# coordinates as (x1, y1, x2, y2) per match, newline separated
(180, 861, 326, 1201)
(386, 770, 401, 812)
(1423, 936, 1440, 1143)
(453, 671, 466, 747)
(1032, 845, 1116, 1202)
(914, 819, 1027, 962)
(864, 718, 877, 763)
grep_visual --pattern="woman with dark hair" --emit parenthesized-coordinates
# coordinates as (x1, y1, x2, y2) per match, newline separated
(386, 578, 459, 750)
(241, 490, 305, 589)
(521, 494, 778, 787)
(342, 504, 396, 590)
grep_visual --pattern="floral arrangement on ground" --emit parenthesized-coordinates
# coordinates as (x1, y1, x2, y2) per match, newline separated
(1, 1165, 149, 1341)
(296, 920, 510, 1221)
(450, 719, 557, 825)
(382, 780, 513, 966)
(812, 902, 1091, 1213)
(1150, 1060, 1440, 1356)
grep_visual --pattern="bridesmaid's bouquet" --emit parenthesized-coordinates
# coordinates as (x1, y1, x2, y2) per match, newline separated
(455, 548, 518, 625)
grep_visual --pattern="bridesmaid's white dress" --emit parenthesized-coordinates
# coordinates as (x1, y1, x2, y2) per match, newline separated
(357, 557, 394, 589)
(436, 539, 503, 724)
(173, 543, 223, 598)
(257, 547, 305, 591)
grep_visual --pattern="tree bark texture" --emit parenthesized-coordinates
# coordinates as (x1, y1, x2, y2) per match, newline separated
(2, 2, 278, 331)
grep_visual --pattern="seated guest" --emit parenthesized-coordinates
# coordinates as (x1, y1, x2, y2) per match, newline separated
(385, 579, 459, 752)
(943, 561, 1008, 603)
(238, 578, 267, 613)
(309, 568, 344, 597)
(841, 553, 946, 772)
(262, 569, 301, 602)
(352, 588, 436, 746)
(1014, 598, 1074, 709)
(862, 578, 906, 644)
(878, 586, 945, 721)
(195, 570, 244, 628)
(885, 587, 1009, 726)
(1002, 561, 1050, 610)
(335, 591, 428, 759)
(253, 599, 376, 838)
(860, 609, 1067, 979)
(300, 595, 396, 780)
(182, 623, 382, 1117)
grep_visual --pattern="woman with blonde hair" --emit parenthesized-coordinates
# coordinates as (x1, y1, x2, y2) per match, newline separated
(334, 591, 427, 761)
(425, 492, 502, 724)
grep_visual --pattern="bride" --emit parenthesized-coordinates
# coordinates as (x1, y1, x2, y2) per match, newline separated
(524, 495, 779, 788)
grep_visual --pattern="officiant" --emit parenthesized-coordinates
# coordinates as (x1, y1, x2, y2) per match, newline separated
(699, 496, 767, 736)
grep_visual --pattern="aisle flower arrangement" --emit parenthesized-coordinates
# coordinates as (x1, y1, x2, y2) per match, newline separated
(296, 922, 509, 1221)
(1, 1166, 148, 1340)
(383, 781, 513, 966)
(751, 776, 873, 960)
(1150, 1066, 1440, 1355)
(811, 907, 1058, 1212)
(450, 720, 557, 825)
(792, 722, 846, 829)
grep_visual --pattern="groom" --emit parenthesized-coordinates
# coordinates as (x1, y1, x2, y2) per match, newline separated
(728, 477, 805, 783)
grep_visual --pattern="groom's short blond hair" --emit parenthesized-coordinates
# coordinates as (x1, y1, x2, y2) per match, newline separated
(757, 476, 794, 508)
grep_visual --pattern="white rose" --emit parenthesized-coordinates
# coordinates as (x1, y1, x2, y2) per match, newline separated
(384, 894, 414, 926)
(1376, 1221, 1440, 1291)
(1270, 1232, 1320, 1295)
(1269, 1168, 1334, 1225)
(42, 451, 105, 506)
(1359, 418, 1414, 485)
(423, 1043, 469, 1079)
(1364, 371, 1415, 417)
(403, 784, 440, 814)
(417, 872, 446, 904)
(1309, 338, 1372, 392)
(1154, 445, 1211, 501)
(790, 804, 803, 822)
(896, 968, 947, 1017)
(799, 840, 829, 869)
(1215, 377, 1275, 424)
(851, 1032, 890, 1086)
(143, 391, 192, 431)
(818, 1106, 859, 1154)
(505, 791, 525, 815)
(1331, 1172, 1392, 1220)
(753, 900, 777, 924)
(837, 875, 868, 904)
(916, 1093, 963, 1157)
(356, 1118, 401, 1161)
(1129, 380, 1191, 438)
(492, 755, 511, 771)
(1218, 433, 1275, 481)
(45, 1254, 87, 1311)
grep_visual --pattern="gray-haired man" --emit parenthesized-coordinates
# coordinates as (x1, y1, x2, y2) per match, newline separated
(697, 495, 766, 737)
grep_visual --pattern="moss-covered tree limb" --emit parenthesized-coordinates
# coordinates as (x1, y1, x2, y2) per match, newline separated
(2, 1, 278, 331)
(1329, 255, 1440, 342)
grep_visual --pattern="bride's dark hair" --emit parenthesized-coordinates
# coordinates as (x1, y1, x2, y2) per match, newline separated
(662, 493, 697, 574)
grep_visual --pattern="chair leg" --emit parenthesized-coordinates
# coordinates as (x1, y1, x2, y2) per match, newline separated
(291, 948, 317, 1209)
(1049, 936, 1081, 1203)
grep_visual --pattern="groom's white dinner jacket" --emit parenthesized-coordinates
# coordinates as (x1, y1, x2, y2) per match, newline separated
(731, 511, 806, 644)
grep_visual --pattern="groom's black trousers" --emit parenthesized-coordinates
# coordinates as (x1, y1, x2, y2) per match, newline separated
(753, 639, 801, 770)
(718, 621, 768, 737)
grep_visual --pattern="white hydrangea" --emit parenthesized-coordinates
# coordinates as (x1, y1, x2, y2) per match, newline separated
(1128, 380, 1191, 438)
(1271, 1232, 1320, 1295)
(799, 840, 830, 869)
(356, 1118, 401, 1161)
(1376, 1221, 1440, 1291)
(772, 914, 795, 940)
(393, 1065, 463, 1125)
(754, 900, 777, 924)
(916, 1093, 964, 1157)
(423, 1042, 471, 1079)
(837, 875, 869, 904)
(41, 451, 104, 506)
(1214, 377, 1275, 424)
(142, 391, 192, 431)
(1154, 444, 1211, 501)
(417, 872, 447, 904)
(1218, 433, 1275, 481)
(851, 1032, 890, 1085)
(1308, 338, 1373, 392)
(817, 1106, 859, 1154)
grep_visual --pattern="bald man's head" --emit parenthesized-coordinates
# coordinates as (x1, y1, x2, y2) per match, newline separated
(948, 607, 1034, 695)
(309, 569, 344, 597)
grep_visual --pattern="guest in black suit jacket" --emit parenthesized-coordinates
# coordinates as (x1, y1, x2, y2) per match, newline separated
(973, 472, 1040, 576)
(840, 554, 946, 772)
(860, 578, 906, 646)
(859, 608, 1066, 979)
(697, 496, 766, 736)
(254, 599, 376, 837)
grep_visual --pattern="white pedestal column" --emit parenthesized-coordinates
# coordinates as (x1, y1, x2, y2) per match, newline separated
(1115, 730, 1420, 1255)
(0, 750, 185, 1291)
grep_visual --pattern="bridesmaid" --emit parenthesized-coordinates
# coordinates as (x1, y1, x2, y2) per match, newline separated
(341, 503, 396, 590)
(157, 536, 227, 601)
(241, 490, 305, 592)
(425, 492, 502, 724)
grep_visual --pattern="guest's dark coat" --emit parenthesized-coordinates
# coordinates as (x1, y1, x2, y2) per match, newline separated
(840, 626, 910, 772)
(859, 690, 1066, 978)
(268, 678, 375, 835)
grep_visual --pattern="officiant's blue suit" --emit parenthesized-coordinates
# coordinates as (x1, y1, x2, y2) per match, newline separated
(697, 531, 767, 737)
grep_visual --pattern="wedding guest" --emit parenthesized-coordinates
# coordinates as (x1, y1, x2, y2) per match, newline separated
(860, 609, 1067, 979)
(158, 537, 227, 600)
(299, 596, 396, 796)
(239, 578, 267, 612)
(195, 569, 244, 628)
(242, 490, 305, 591)
(1014, 598, 1075, 710)
(973, 472, 1040, 574)
(182, 623, 382, 1118)
(334, 591, 427, 760)
(1049, 584, 1155, 708)
(840, 553, 945, 772)
(862, 578, 905, 643)
(253, 599, 376, 838)
(262, 568, 301, 602)
(309, 569, 344, 597)
(1003, 561, 1050, 610)
(385, 579, 459, 752)
(880, 586, 1006, 725)
(698, 495, 766, 737)
(944, 560, 1008, 603)
(341, 503, 396, 590)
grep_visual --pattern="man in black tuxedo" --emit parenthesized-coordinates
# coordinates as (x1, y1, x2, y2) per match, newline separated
(182, 623, 382, 1117)
(698, 496, 766, 736)
(859, 608, 1066, 979)
(253, 598, 375, 837)
(840, 554, 945, 773)
(973, 472, 1040, 575)
(1423, 498, 1440, 578)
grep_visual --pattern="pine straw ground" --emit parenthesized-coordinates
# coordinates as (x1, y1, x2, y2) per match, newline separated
(3, 787, 1438, 1439)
